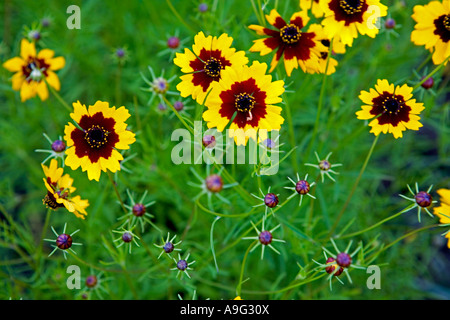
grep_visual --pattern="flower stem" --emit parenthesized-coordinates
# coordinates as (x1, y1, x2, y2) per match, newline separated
(47, 82, 72, 112)
(107, 171, 128, 215)
(236, 241, 256, 297)
(335, 203, 415, 240)
(328, 134, 380, 237)
(165, 0, 197, 34)
(412, 55, 450, 92)
(162, 95, 194, 136)
(36, 208, 52, 276)
(306, 39, 333, 160)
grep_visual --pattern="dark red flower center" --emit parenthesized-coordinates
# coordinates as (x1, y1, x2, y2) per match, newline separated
(339, 0, 363, 14)
(383, 97, 401, 114)
(43, 192, 64, 210)
(444, 15, 450, 31)
(85, 125, 109, 149)
(370, 92, 411, 127)
(280, 24, 301, 44)
(22, 58, 50, 83)
(204, 57, 222, 78)
(235, 93, 256, 113)
(434, 14, 450, 43)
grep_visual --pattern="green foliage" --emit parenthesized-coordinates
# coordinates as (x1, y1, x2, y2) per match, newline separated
(0, 0, 449, 300)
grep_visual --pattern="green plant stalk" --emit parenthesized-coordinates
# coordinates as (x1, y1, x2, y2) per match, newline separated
(107, 171, 128, 215)
(35, 208, 52, 276)
(47, 82, 72, 112)
(165, 0, 197, 34)
(328, 134, 380, 237)
(305, 39, 333, 160)
(336, 203, 416, 240)
(412, 55, 450, 91)
(236, 241, 256, 297)
(366, 224, 439, 265)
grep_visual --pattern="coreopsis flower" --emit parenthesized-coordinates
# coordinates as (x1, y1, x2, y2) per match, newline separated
(300, 0, 325, 18)
(203, 61, 285, 145)
(2, 38, 65, 102)
(42, 159, 89, 219)
(433, 188, 450, 248)
(356, 79, 425, 139)
(173, 31, 248, 104)
(64, 101, 136, 181)
(411, 0, 450, 66)
(248, 9, 324, 76)
(320, 0, 388, 46)
(305, 24, 341, 75)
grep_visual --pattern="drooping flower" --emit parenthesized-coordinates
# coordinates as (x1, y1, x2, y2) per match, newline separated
(173, 31, 248, 104)
(433, 188, 450, 248)
(42, 159, 89, 219)
(64, 101, 136, 181)
(203, 61, 285, 145)
(248, 9, 324, 76)
(411, 0, 450, 66)
(356, 79, 425, 139)
(320, 0, 388, 46)
(2, 38, 65, 102)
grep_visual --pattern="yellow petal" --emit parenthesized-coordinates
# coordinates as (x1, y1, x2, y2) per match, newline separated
(3, 57, 25, 72)
(20, 39, 36, 60)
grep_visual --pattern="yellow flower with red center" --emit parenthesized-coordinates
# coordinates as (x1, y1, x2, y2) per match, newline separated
(411, 0, 450, 66)
(173, 31, 248, 105)
(433, 188, 450, 248)
(203, 61, 285, 146)
(356, 80, 424, 139)
(42, 159, 89, 219)
(248, 9, 324, 76)
(320, 0, 388, 47)
(2, 38, 65, 102)
(64, 101, 136, 181)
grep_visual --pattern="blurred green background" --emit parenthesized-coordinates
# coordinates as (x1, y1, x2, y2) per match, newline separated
(0, 0, 449, 300)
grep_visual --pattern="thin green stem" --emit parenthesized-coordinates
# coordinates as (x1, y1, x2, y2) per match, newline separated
(328, 134, 380, 237)
(162, 95, 194, 136)
(47, 82, 72, 112)
(306, 39, 333, 160)
(165, 0, 197, 34)
(366, 224, 439, 264)
(412, 55, 450, 92)
(35, 208, 52, 276)
(236, 241, 256, 297)
(335, 203, 415, 240)
(107, 171, 128, 215)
